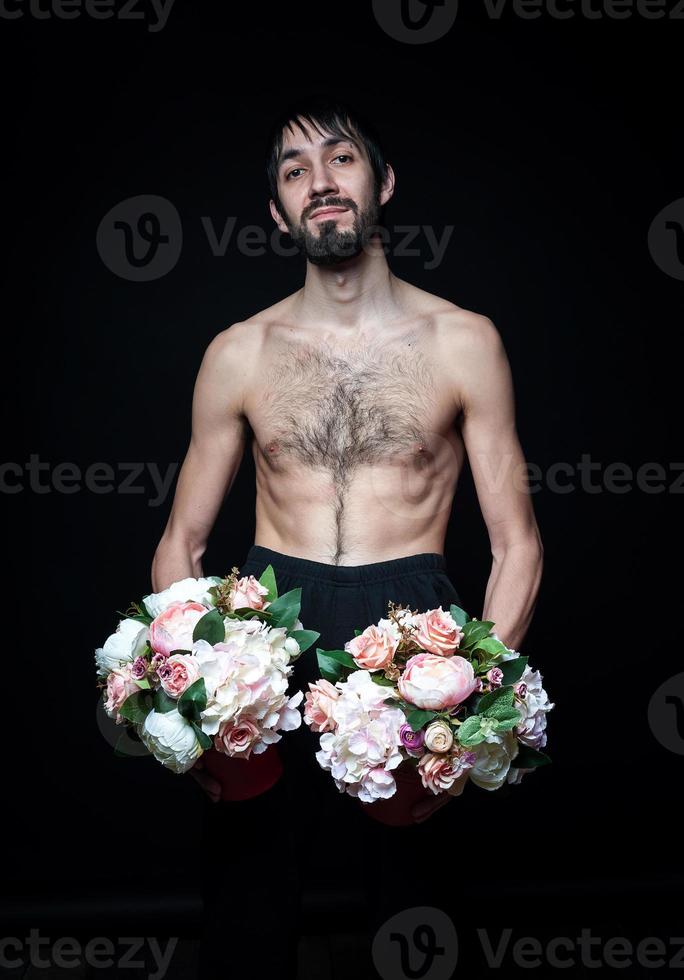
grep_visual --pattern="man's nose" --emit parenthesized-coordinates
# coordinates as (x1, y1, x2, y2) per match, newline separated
(308, 163, 339, 199)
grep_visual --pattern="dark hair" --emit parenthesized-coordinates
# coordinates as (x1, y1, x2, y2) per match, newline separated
(264, 97, 390, 213)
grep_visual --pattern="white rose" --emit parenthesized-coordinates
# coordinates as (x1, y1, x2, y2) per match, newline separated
(138, 708, 203, 774)
(469, 732, 519, 790)
(514, 666, 554, 749)
(424, 720, 454, 753)
(95, 617, 149, 678)
(142, 576, 222, 618)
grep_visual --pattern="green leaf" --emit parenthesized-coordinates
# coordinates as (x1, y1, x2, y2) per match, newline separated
(153, 687, 176, 714)
(510, 745, 552, 768)
(370, 674, 396, 687)
(449, 604, 470, 627)
(461, 620, 496, 649)
(494, 711, 521, 732)
(472, 636, 509, 659)
(115, 608, 153, 627)
(316, 648, 355, 683)
(191, 722, 213, 751)
(118, 691, 153, 724)
(499, 656, 528, 685)
(264, 588, 301, 630)
(457, 715, 485, 746)
(134, 677, 151, 690)
(353, 628, 363, 637)
(406, 709, 437, 732)
(177, 677, 208, 723)
(477, 685, 515, 718)
(258, 564, 278, 602)
(288, 629, 320, 654)
(192, 608, 225, 646)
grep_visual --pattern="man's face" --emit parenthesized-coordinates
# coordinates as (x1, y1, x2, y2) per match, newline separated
(270, 122, 386, 266)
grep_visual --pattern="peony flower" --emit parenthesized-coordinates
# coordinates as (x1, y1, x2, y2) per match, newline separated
(157, 653, 201, 698)
(95, 617, 149, 678)
(304, 679, 340, 733)
(142, 576, 222, 618)
(345, 624, 398, 671)
(468, 732, 519, 790)
(424, 720, 454, 753)
(412, 607, 464, 656)
(104, 665, 140, 724)
(138, 708, 203, 773)
(398, 652, 477, 711)
(149, 601, 209, 657)
(230, 575, 270, 611)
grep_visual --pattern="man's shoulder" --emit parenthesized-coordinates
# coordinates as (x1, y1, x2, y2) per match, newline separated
(210, 292, 298, 352)
(405, 283, 501, 355)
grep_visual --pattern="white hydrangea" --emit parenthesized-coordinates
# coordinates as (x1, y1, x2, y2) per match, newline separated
(314, 671, 405, 803)
(197, 630, 300, 739)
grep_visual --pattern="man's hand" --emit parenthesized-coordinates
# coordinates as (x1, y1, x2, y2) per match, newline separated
(189, 755, 221, 803)
(410, 792, 452, 824)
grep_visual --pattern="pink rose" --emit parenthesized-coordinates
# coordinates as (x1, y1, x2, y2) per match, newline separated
(149, 601, 208, 657)
(487, 667, 504, 689)
(230, 575, 270, 611)
(398, 652, 477, 711)
(412, 607, 464, 656)
(158, 653, 200, 698)
(345, 625, 397, 671)
(104, 666, 140, 724)
(214, 718, 261, 758)
(418, 749, 476, 795)
(304, 679, 340, 733)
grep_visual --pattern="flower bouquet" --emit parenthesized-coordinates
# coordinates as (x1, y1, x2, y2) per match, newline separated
(95, 565, 319, 800)
(303, 601, 554, 825)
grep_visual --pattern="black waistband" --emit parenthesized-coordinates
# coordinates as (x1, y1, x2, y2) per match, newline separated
(241, 544, 447, 585)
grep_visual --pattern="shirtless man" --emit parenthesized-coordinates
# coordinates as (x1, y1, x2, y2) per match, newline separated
(151, 99, 544, 823)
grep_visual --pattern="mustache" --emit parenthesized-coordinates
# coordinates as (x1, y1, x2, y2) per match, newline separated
(304, 199, 357, 220)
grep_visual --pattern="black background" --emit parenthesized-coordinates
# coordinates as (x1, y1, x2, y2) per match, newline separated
(4, 0, 683, 975)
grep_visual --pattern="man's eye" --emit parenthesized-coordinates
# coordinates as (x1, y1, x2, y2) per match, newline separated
(334, 154, 352, 163)
(286, 168, 303, 180)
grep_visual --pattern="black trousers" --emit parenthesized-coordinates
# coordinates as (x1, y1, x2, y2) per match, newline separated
(199, 545, 467, 979)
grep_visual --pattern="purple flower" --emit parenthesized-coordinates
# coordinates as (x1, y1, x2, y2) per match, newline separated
(400, 723, 425, 756)
(130, 656, 148, 679)
(487, 667, 504, 689)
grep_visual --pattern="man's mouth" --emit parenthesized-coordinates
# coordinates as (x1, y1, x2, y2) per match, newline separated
(309, 207, 349, 221)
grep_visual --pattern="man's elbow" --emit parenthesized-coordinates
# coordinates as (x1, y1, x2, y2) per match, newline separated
(151, 531, 207, 593)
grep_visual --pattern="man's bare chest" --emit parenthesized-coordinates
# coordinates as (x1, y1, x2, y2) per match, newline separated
(246, 329, 458, 475)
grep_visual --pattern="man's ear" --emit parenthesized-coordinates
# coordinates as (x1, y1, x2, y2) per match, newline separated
(269, 199, 289, 235)
(379, 163, 396, 208)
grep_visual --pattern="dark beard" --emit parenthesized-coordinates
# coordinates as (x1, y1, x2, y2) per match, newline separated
(284, 194, 383, 267)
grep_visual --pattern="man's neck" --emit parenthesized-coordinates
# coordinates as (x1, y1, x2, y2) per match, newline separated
(292, 240, 405, 330)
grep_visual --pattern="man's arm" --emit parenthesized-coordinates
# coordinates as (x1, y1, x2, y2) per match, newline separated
(151, 324, 252, 593)
(453, 314, 543, 651)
